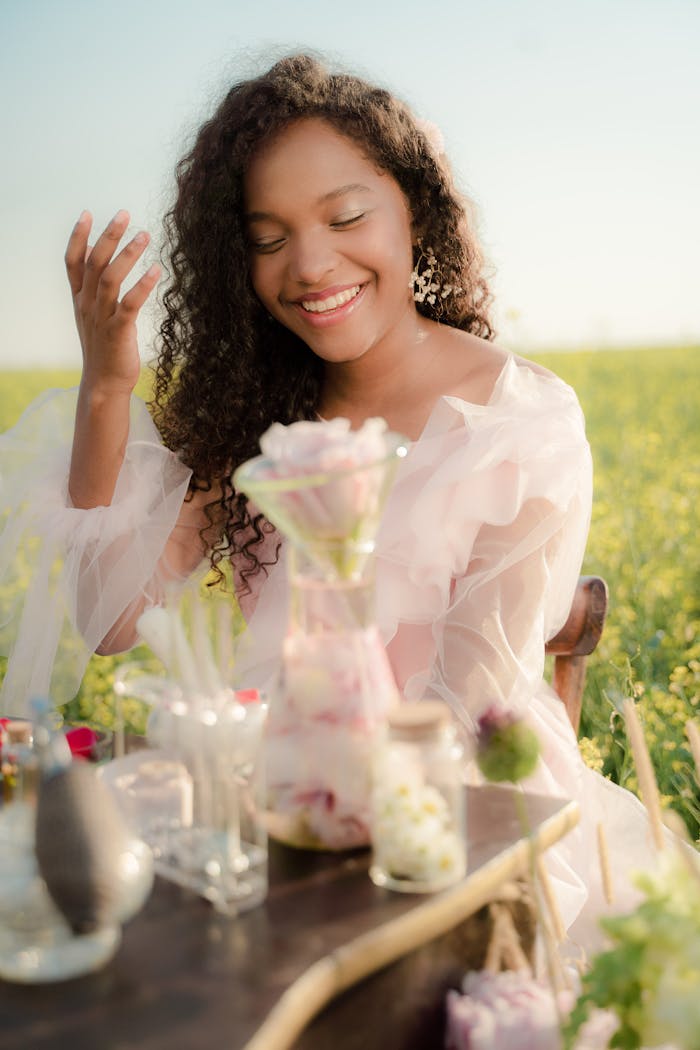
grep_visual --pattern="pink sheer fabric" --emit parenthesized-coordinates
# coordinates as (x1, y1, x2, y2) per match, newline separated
(0, 388, 192, 714)
(234, 356, 660, 946)
(235, 357, 592, 716)
(0, 357, 661, 946)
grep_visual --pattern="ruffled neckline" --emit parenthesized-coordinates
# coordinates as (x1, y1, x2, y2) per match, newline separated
(415, 353, 578, 440)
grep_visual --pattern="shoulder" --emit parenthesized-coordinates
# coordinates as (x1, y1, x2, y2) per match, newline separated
(434, 329, 573, 410)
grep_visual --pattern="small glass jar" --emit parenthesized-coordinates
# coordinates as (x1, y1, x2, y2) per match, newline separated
(370, 702, 467, 893)
(1, 720, 38, 805)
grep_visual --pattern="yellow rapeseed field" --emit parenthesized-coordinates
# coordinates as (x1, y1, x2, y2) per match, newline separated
(2, 346, 699, 836)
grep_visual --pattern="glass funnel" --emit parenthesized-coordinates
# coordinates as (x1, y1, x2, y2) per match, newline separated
(234, 426, 407, 850)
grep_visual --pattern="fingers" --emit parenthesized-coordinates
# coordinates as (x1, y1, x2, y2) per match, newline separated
(67, 208, 159, 325)
(119, 263, 161, 317)
(94, 229, 153, 321)
(65, 211, 93, 295)
(81, 209, 131, 305)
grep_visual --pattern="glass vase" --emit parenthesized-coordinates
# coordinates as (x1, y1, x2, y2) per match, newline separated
(264, 543, 400, 849)
(234, 428, 407, 850)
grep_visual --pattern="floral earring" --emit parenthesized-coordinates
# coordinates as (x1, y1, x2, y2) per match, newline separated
(409, 240, 461, 305)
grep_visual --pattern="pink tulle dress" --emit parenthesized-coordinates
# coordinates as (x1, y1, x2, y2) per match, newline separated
(0, 354, 660, 949)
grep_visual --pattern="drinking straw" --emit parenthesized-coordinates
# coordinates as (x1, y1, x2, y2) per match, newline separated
(596, 821, 614, 905)
(622, 698, 665, 851)
(169, 608, 199, 699)
(215, 600, 234, 688)
(136, 606, 176, 674)
(189, 583, 222, 698)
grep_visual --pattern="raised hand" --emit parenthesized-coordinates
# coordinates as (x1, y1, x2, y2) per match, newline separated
(65, 210, 160, 395)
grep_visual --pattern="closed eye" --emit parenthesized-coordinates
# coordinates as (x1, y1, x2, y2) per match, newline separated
(251, 237, 286, 254)
(330, 212, 365, 229)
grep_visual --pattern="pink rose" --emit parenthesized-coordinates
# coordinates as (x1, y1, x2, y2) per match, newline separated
(235, 417, 406, 578)
(446, 971, 563, 1050)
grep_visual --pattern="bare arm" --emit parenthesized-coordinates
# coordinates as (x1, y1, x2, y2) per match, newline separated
(64, 209, 215, 652)
(65, 209, 160, 508)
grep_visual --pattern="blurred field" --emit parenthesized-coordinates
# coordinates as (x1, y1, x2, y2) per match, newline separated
(532, 345, 700, 838)
(1, 346, 699, 836)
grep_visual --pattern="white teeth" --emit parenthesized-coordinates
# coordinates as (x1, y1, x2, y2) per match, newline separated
(300, 285, 360, 313)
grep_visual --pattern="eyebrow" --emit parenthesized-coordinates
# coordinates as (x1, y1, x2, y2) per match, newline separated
(246, 183, 372, 223)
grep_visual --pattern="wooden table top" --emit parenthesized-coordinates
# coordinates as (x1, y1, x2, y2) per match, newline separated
(0, 786, 578, 1050)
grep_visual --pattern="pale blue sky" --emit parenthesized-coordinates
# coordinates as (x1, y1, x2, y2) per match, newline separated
(1, 0, 698, 367)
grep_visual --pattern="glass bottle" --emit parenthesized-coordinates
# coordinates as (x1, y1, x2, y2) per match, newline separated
(370, 701, 467, 892)
(234, 428, 407, 851)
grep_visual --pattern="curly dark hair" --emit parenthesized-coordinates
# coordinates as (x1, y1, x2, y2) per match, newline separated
(150, 52, 494, 591)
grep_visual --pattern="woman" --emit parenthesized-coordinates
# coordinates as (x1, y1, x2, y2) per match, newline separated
(0, 54, 656, 946)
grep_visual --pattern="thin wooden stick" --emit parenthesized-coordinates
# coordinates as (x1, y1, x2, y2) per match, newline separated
(496, 905, 532, 974)
(535, 855, 566, 943)
(685, 720, 700, 788)
(483, 902, 532, 975)
(596, 821, 614, 905)
(622, 698, 665, 851)
(483, 906, 504, 974)
(535, 889, 570, 995)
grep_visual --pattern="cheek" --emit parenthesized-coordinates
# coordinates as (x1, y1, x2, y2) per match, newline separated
(248, 257, 276, 310)
(376, 223, 414, 289)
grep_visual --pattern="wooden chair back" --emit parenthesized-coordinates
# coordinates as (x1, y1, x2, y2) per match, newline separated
(545, 575, 608, 733)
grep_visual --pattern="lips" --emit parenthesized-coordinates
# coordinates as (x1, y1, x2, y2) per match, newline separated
(299, 285, 361, 314)
(289, 283, 367, 328)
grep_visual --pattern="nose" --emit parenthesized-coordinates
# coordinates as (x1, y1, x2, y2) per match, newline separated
(288, 229, 336, 286)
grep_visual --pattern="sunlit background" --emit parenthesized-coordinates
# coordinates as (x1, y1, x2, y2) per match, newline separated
(1, 0, 698, 367)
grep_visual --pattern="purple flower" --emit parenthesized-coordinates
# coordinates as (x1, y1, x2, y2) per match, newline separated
(475, 705, 540, 783)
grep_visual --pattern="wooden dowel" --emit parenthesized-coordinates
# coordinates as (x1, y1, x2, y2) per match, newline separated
(596, 821, 614, 905)
(483, 906, 503, 974)
(622, 698, 665, 851)
(535, 855, 566, 943)
(496, 905, 532, 974)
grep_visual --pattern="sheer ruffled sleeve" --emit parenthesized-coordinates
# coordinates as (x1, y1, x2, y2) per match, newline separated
(0, 388, 192, 716)
(378, 357, 593, 735)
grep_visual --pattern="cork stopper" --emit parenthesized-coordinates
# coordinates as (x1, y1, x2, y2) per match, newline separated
(387, 701, 451, 740)
(5, 720, 33, 746)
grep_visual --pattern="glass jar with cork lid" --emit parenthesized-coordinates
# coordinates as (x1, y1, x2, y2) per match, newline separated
(370, 701, 467, 893)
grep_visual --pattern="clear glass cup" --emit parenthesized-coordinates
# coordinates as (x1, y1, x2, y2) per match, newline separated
(104, 669, 268, 916)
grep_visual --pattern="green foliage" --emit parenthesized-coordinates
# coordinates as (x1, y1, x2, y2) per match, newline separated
(563, 853, 700, 1048)
(0, 370, 80, 428)
(532, 346, 700, 840)
(1, 348, 700, 837)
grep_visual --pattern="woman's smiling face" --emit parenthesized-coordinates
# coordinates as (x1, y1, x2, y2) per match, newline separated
(244, 118, 416, 366)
